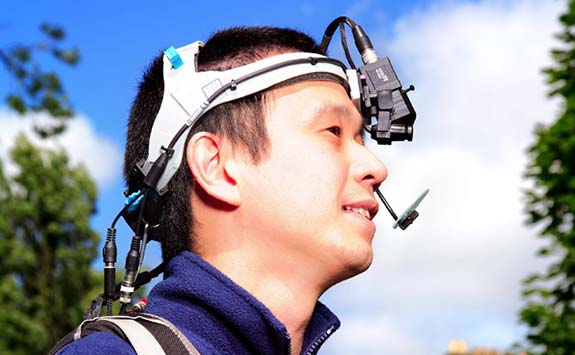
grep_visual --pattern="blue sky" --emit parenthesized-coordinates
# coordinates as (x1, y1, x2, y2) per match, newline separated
(0, 0, 567, 354)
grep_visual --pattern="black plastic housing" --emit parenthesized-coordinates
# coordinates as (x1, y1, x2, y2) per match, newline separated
(358, 57, 416, 145)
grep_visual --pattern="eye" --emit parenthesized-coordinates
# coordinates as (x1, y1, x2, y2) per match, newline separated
(327, 126, 341, 137)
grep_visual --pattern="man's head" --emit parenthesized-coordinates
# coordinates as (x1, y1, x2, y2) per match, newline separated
(125, 27, 326, 260)
(125, 26, 387, 283)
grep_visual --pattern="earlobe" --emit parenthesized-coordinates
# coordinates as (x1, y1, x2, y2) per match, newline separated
(186, 132, 241, 207)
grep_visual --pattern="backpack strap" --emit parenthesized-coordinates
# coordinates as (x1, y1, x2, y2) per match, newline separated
(100, 317, 167, 355)
(49, 313, 200, 355)
(126, 313, 201, 355)
(49, 317, 128, 355)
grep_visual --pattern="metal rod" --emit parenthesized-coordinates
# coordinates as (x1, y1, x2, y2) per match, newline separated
(376, 188, 398, 221)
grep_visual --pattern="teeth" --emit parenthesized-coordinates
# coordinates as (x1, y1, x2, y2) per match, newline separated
(344, 206, 370, 219)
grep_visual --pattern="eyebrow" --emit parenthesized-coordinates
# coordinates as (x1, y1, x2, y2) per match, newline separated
(312, 104, 366, 142)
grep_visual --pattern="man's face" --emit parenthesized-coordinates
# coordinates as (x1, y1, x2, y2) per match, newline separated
(238, 80, 388, 285)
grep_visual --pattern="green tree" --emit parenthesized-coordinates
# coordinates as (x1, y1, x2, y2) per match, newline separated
(0, 23, 79, 137)
(519, 0, 575, 354)
(0, 135, 100, 355)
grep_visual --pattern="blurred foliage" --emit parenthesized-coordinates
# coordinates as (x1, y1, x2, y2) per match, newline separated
(519, 0, 575, 354)
(0, 135, 100, 355)
(0, 23, 79, 137)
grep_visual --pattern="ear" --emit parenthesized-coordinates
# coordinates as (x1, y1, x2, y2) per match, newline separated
(186, 132, 241, 207)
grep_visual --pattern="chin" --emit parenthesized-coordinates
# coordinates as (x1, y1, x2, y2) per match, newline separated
(347, 251, 374, 275)
(332, 244, 374, 284)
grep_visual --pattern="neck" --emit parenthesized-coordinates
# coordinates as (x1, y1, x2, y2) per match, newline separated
(192, 198, 336, 354)
(200, 245, 324, 355)
(248, 272, 317, 355)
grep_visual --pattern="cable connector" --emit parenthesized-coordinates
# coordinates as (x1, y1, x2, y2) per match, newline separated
(351, 24, 378, 64)
(126, 298, 148, 314)
(119, 235, 141, 305)
(103, 227, 117, 316)
(143, 148, 174, 191)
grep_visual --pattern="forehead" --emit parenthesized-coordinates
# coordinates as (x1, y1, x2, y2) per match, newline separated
(311, 103, 361, 123)
(266, 80, 362, 127)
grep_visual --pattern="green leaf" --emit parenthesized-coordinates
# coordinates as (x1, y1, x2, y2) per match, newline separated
(39, 23, 65, 40)
(0, 135, 101, 353)
(52, 47, 80, 65)
(520, 1, 575, 355)
(3, 23, 79, 129)
(6, 94, 27, 114)
(12, 47, 31, 62)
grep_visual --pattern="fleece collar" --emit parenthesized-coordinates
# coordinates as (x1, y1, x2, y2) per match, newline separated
(145, 251, 340, 355)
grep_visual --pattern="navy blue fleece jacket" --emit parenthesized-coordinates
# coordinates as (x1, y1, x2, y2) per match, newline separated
(57, 251, 340, 354)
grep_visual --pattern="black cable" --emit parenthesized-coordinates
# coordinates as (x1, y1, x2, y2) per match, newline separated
(321, 16, 377, 66)
(140, 57, 347, 198)
(165, 56, 348, 156)
(110, 262, 166, 297)
(206, 57, 346, 103)
(339, 22, 357, 69)
(117, 190, 149, 307)
(119, 303, 127, 315)
(131, 188, 150, 239)
(103, 227, 117, 316)
(376, 188, 398, 221)
(320, 16, 357, 54)
(106, 299, 113, 316)
(110, 189, 144, 229)
(133, 262, 166, 290)
(84, 294, 104, 319)
(119, 233, 142, 305)
(93, 262, 166, 316)
(138, 224, 150, 272)
(102, 189, 144, 317)
(97, 189, 145, 317)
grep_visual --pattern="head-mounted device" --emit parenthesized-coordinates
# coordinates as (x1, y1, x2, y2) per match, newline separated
(140, 42, 355, 194)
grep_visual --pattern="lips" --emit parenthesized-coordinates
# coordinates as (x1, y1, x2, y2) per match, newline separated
(343, 206, 371, 219)
(342, 199, 379, 220)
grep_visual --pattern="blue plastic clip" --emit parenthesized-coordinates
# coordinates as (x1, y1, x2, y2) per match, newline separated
(164, 46, 184, 69)
(125, 190, 144, 212)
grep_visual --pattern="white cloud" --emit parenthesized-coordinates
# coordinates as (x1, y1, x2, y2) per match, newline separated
(0, 109, 122, 189)
(321, 1, 563, 354)
(325, 314, 429, 354)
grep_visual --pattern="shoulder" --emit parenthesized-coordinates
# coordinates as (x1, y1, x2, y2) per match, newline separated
(56, 332, 136, 355)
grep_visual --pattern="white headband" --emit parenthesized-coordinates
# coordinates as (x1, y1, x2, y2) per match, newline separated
(139, 41, 359, 193)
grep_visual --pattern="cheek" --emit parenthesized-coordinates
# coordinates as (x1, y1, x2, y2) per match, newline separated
(247, 141, 349, 228)
(272, 141, 348, 205)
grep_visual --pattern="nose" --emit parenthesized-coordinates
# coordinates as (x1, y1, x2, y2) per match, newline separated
(350, 143, 388, 190)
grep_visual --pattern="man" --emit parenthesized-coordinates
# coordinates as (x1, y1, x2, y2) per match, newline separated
(58, 25, 387, 355)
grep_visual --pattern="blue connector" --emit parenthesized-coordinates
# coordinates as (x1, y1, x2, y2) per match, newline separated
(125, 191, 144, 212)
(164, 46, 184, 69)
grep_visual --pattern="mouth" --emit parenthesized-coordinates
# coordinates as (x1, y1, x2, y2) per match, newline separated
(342, 200, 378, 220)
(343, 206, 372, 219)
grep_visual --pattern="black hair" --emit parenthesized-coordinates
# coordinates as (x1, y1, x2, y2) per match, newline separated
(124, 26, 341, 261)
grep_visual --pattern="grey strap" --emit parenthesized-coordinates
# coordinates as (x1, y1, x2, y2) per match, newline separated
(51, 313, 201, 355)
(131, 314, 201, 355)
(103, 317, 166, 355)
(99, 314, 200, 355)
